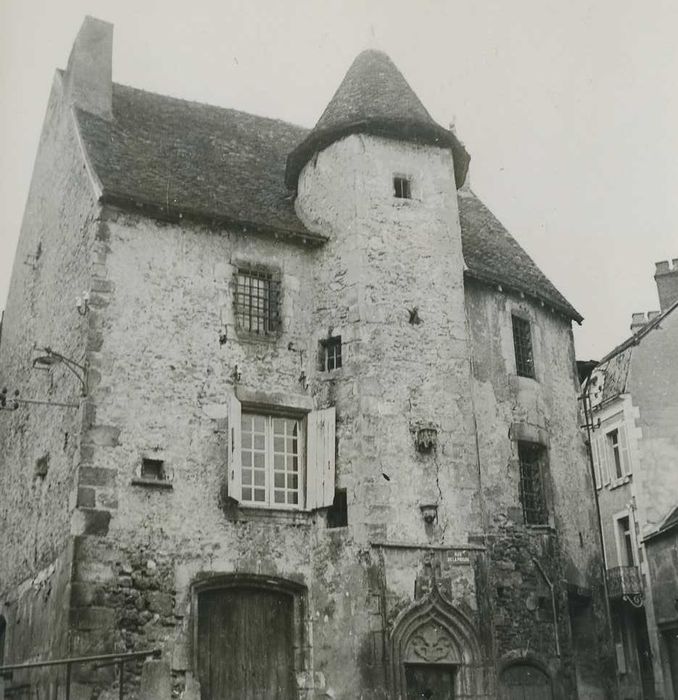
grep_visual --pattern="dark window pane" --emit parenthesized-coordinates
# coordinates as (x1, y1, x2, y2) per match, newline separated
(512, 315, 535, 378)
(518, 442, 548, 525)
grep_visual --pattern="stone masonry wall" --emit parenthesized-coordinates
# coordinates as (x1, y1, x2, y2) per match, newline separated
(464, 277, 614, 697)
(0, 70, 101, 670)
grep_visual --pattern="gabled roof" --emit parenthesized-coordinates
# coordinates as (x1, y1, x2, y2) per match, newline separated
(73, 81, 580, 321)
(285, 50, 470, 190)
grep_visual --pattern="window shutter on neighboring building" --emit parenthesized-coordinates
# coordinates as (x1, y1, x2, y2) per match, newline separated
(619, 425, 631, 475)
(306, 407, 336, 510)
(228, 394, 242, 501)
(600, 432, 612, 484)
(592, 434, 602, 489)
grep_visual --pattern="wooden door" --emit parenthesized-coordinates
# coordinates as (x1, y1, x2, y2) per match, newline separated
(197, 587, 296, 700)
(405, 664, 455, 699)
(499, 664, 552, 700)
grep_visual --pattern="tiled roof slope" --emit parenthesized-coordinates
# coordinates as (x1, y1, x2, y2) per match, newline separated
(74, 82, 581, 321)
(76, 83, 319, 240)
(286, 50, 469, 189)
(458, 191, 582, 321)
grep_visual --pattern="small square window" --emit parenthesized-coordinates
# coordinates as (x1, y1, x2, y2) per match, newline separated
(319, 336, 342, 372)
(517, 441, 548, 525)
(512, 315, 535, 378)
(234, 267, 281, 336)
(393, 176, 411, 199)
(141, 458, 165, 481)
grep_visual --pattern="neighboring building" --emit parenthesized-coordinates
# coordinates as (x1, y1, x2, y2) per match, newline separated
(0, 17, 613, 700)
(583, 259, 678, 700)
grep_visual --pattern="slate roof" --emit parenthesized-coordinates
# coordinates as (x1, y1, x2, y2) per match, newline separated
(458, 191, 582, 321)
(76, 83, 320, 241)
(74, 81, 581, 321)
(589, 297, 678, 403)
(285, 50, 469, 190)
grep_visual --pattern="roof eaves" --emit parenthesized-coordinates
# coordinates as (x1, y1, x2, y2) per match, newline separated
(100, 192, 328, 245)
(463, 268, 583, 324)
(286, 119, 470, 190)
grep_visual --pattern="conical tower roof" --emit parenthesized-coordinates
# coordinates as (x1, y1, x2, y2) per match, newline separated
(285, 50, 469, 188)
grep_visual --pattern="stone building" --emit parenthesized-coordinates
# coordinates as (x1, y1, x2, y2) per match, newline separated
(582, 260, 678, 700)
(0, 17, 614, 700)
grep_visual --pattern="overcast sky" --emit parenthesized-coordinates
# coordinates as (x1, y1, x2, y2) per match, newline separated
(1, 0, 676, 359)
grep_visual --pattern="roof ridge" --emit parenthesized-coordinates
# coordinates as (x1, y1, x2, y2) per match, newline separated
(111, 80, 312, 133)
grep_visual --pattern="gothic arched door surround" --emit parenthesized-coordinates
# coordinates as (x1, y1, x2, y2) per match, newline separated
(390, 586, 484, 699)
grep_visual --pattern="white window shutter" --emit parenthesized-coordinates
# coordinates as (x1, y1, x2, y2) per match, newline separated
(227, 394, 242, 501)
(601, 432, 612, 484)
(306, 407, 336, 510)
(619, 425, 631, 475)
(591, 435, 602, 489)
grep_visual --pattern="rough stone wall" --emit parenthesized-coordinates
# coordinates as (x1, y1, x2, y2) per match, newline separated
(464, 278, 613, 696)
(0, 107, 615, 698)
(297, 134, 487, 695)
(0, 70, 101, 668)
(65, 134, 491, 699)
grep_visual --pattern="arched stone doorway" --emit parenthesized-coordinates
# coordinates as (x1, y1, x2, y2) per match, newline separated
(498, 662, 553, 700)
(390, 587, 484, 699)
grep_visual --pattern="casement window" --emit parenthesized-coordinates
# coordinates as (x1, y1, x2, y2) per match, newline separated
(319, 336, 342, 372)
(592, 423, 630, 487)
(233, 267, 281, 336)
(517, 441, 548, 525)
(512, 315, 535, 378)
(227, 395, 335, 510)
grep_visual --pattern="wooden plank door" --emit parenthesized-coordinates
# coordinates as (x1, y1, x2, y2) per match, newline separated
(197, 587, 296, 700)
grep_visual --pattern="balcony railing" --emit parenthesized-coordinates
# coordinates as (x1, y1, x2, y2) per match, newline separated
(606, 565, 643, 606)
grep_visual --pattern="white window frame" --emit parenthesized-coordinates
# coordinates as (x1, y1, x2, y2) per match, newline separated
(592, 414, 632, 488)
(240, 413, 305, 509)
(227, 395, 335, 511)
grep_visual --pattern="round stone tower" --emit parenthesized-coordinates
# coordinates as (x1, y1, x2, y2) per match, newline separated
(289, 50, 482, 546)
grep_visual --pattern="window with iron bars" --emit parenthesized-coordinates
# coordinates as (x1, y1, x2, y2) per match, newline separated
(517, 441, 548, 525)
(234, 268, 281, 336)
(512, 315, 535, 378)
(319, 336, 342, 371)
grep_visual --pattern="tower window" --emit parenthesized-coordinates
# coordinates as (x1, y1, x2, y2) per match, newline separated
(512, 315, 535, 378)
(319, 336, 342, 371)
(517, 441, 548, 525)
(393, 176, 411, 199)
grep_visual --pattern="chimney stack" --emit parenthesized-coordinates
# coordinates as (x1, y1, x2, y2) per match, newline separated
(64, 16, 113, 120)
(654, 258, 678, 311)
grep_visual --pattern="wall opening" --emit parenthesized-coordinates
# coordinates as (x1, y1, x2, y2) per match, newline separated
(141, 458, 165, 481)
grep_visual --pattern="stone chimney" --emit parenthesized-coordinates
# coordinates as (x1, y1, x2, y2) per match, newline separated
(654, 258, 678, 311)
(630, 310, 661, 334)
(64, 16, 113, 120)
